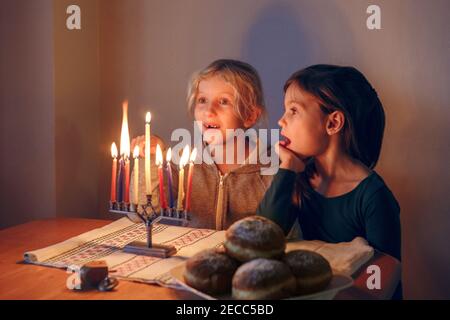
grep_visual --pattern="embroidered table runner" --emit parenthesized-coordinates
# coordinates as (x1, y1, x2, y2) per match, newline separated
(24, 218, 225, 287)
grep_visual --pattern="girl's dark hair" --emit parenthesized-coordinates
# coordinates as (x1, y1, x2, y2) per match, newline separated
(284, 64, 385, 169)
(284, 65, 385, 204)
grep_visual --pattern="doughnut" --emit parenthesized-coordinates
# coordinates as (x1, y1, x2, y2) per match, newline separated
(283, 250, 332, 295)
(232, 258, 296, 300)
(224, 216, 286, 262)
(183, 249, 239, 294)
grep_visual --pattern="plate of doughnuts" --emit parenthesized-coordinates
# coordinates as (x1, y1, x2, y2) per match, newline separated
(170, 216, 353, 300)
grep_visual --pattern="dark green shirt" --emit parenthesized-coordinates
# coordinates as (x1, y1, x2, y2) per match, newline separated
(257, 169, 401, 260)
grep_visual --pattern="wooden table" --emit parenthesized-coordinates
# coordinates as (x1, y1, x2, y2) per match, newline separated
(0, 218, 401, 300)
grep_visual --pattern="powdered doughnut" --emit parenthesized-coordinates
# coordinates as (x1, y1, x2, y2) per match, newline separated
(224, 216, 286, 262)
(232, 258, 296, 300)
(184, 249, 239, 294)
(283, 250, 332, 295)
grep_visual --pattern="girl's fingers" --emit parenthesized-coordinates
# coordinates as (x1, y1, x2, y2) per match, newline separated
(275, 141, 293, 159)
(275, 141, 306, 173)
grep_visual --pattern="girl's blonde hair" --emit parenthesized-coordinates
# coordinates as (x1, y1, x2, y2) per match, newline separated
(187, 59, 267, 127)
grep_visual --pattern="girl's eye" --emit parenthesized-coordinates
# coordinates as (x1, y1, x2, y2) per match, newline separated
(219, 98, 230, 106)
(290, 107, 298, 115)
(197, 97, 207, 104)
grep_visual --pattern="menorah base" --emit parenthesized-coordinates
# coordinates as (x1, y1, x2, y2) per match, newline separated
(123, 241, 177, 258)
(154, 215, 189, 227)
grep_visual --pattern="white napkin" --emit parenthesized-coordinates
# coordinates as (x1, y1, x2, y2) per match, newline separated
(286, 237, 374, 276)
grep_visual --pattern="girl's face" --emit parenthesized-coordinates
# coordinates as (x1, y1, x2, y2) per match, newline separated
(194, 75, 246, 145)
(279, 83, 330, 158)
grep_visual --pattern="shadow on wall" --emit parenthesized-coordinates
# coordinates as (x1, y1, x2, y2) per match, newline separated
(379, 84, 450, 299)
(241, 1, 356, 130)
(55, 113, 98, 219)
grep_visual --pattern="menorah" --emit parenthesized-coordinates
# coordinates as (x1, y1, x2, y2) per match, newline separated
(109, 195, 189, 258)
(109, 103, 195, 258)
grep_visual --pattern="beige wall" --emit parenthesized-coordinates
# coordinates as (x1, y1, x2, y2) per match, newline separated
(53, 0, 100, 219)
(1, 0, 101, 223)
(1, 0, 449, 299)
(0, 0, 56, 227)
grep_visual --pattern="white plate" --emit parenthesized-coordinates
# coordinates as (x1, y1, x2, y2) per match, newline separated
(169, 263, 353, 300)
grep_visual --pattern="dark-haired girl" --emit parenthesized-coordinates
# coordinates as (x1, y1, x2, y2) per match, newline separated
(257, 65, 401, 263)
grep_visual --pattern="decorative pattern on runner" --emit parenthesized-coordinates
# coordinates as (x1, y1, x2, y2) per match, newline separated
(43, 223, 141, 264)
(113, 255, 161, 278)
(45, 223, 167, 267)
(111, 229, 217, 278)
(163, 229, 215, 249)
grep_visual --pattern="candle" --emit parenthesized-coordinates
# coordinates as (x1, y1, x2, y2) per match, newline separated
(165, 148, 174, 209)
(155, 144, 167, 209)
(110, 143, 118, 202)
(145, 112, 152, 195)
(117, 157, 124, 202)
(124, 157, 130, 203)
(133, 146, 140, 205)
(176, 145, 190, 211)
(120, 101, 131, 203)
(185, 148, 197, 213)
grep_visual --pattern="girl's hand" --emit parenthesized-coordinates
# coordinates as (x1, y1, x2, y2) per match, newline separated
(275, 141, 306, 173)
(130, 135, 165, 157)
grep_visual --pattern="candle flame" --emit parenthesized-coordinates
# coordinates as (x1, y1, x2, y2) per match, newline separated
(111, 142, 118, 158)
(120, 101, 131, 157)
(133, 146, 140, 159)
(166, 147, 172, 162)
(146, 112, 151, 124)
(180, 145, 190, 168)
(155, 144, 163, 166)
(190, 147, 197, 162)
